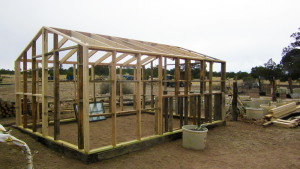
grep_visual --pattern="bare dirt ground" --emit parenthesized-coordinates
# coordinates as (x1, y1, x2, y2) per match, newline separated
(1, 78, 300, 169)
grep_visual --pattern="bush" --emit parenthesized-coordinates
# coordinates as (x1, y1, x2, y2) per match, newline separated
(100, 81, 133, 95)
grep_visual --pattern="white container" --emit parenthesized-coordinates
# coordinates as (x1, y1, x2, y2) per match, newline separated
(246, 107, 264, 119)
(260, 96, 272, 100)
(182, 125, 208, 150)
(260, 104, 276, 116)
(243, 100, 253, 107)
(250, 98, 270, 108)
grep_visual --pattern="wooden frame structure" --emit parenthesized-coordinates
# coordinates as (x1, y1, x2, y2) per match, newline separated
(14, 27, 226, 163)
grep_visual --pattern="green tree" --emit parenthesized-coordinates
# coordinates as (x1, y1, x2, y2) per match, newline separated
(281, 49, 300, 93)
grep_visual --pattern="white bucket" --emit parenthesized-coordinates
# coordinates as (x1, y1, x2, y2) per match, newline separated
(182, 125, 208, 150)
(246, 107, 264, 119)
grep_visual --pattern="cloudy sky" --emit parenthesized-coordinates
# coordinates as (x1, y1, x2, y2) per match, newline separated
(0, 0, 299, 73)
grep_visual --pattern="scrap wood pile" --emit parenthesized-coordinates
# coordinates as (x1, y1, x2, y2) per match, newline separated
(0, 99, 16, 118)
(263, 102, 300, 128)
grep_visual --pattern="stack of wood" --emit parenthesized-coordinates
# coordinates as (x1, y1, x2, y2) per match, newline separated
(0, 99, 16, 118)
(263, 102, 300, 128)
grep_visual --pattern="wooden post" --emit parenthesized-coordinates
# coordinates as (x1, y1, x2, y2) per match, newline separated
(209, 61, 213, 94)
(23, 52, 27, 128)
(191, 96, 196, 125)
(150, 62, 154, 108)
(91, 65, 95, 102)
(200, 60, 205, 94)
(154, 96, 158, 134)
(184, 96, 188, 125)
(221, 62, 226, 92)
(184, 59, 189, 120)
(83, 46, 90, 152)
(42, 28, 48, 136)
(73, 64, 76, 102)
(36, 62, 40, 123)
(197, 95, 201, 125)
(77, 45, 84, 149)
(232, 82, 238, 121)
(136, 53, 142, 140)
(164, 97, 168, 132)
(111, 50, 117, 146)
(164, 57, 167, 90)
(188, 60, 192, 92)
(134, 66, 136, 96)
(184, 59, 189, 96)
(168, 97, 173, 132)
(175, 58, 179, 96)
(179, 97, 183, 128)
(120, 66, 123, 111)
(214, 94, 222, 120)
(142, 65, 146, 109)
(15, 61, 21, 126)
(31, 41, 37, 132)
(204, 95, 210, 123)
(221, 62, 226, 120)
(53, 33, 60, 140)
(158, 56, 163, 135)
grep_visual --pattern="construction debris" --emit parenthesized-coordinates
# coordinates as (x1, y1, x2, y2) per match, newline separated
(262, 102, 300, 128)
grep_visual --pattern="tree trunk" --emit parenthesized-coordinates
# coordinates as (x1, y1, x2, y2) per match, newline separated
(288, 76, 293, 94)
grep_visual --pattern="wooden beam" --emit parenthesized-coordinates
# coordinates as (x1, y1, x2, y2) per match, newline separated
(158, 56, 163, 135)
(60, 48, 77, 64)
(122, 56, 136, 67)
(15, 61, 21, 126)
(23, 52, 28, 128)
(150, 61, 154, 108)
(188, 60, 192, 92)
(120, 66, 123, 111)
(164, 57, 167, 90)
(44, 27, 87, 47)
(91, 65, 95, 102)
(200, 60, 205, 94)
(53, 33, 60, 140)
(47, 37, 68, 59)
(73, 64, 77, 102)
(221, 62, 226, 92)
(83, 46, 90, 153)
(142, 65, 146, 109)
(184, 59, 189, 95)
(17, 28, 42, 61)
(31, 41, 37, 132)
(209, 61, 213, 93)
(42, 28, 49, 136)
(94, 52, 112, 65)
(175, 58, 179, 96)
(168, 97, 173, 132)
(111, 50, 117, 146)
(136, 53, 142, 140)
(71, 30, 110, 47)
(91, 34, 132, 49)
(77, 45, 84, 149)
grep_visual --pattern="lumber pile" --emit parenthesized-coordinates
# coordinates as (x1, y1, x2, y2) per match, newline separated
(269, 102, 298, 118)
(262, 102, 300, 128)
(0, 99, 16, 118)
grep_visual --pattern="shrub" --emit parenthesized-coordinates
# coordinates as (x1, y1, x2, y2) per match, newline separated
(99, 81, 133, 95)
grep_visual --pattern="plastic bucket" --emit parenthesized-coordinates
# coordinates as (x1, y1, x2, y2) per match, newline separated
(182, 125, 208, 150)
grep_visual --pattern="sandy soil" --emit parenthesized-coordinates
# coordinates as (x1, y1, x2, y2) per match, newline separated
(1, 78, 299, 168)
(1, 120, 300, 169)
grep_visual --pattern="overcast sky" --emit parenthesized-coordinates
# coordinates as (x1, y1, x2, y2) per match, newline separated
(0, 0, 299, 73)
